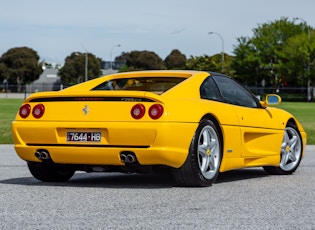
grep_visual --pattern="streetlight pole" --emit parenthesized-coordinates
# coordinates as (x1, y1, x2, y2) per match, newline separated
(74, 50, 88, 82)
(81, 45, 88, 81)
(85, 52, 88, 82)
(208, 31, 224, 72)
(110, 44, 121, 70)
(294, 17, 311, 101)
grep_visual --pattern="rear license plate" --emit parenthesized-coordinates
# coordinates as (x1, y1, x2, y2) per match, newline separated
(67, 132, 101, 142)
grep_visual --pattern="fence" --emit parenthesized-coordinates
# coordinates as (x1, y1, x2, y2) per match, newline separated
(0, 83, 64, 99)
(248, 86, 314, 102)
(1, 83, 314, 102)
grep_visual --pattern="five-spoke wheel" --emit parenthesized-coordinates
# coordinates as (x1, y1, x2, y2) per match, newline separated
(197, 125, 221, 180)
(173, 119, 222, 187)
(264, 122, 303, 175)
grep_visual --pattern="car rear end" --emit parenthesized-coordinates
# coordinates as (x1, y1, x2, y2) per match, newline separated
(12, 72, 203, 168)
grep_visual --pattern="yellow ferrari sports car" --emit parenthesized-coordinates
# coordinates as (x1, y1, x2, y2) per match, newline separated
(12, 70, 307, 186)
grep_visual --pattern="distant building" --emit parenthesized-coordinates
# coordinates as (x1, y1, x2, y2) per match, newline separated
(26, 68, 61, 93)
(101, 61, 125, 71)
(100, 61, 124, 76)
(25, 61, 123, 93)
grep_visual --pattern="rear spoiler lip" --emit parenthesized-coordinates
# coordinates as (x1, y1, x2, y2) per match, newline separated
(29, 96, 155, 103)
(25, 90, 164, 103)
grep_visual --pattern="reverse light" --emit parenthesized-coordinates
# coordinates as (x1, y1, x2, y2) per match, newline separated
(149, 104, 164, 119)
(32, 104, 45, 119)
(131, 103, 145, 119)
(19, 104, 31, 118)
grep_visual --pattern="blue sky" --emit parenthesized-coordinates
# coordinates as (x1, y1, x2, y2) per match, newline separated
(1, 0, 315, 63)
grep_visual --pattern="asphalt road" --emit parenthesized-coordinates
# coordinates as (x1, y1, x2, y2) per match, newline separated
(1, 145, 314, 230)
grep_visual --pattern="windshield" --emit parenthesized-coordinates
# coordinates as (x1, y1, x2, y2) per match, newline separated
(92, 77, 186, 94)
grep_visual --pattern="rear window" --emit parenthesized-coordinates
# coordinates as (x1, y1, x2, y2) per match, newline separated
(92, 77, 186, 94)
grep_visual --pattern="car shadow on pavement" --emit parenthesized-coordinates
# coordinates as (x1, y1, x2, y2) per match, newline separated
(0, 173, 175, 189)
(216, 168, 269, 183)
(0, 168, 269, 188)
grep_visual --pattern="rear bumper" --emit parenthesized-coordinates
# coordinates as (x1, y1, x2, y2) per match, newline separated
(12, 121, 198, 168)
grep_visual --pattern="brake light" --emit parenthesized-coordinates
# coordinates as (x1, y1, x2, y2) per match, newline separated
(131, 104, 145, 119)
(32, 104, 45, 119)
(19, 104, 31, 118)
(149, 104, 164, 119)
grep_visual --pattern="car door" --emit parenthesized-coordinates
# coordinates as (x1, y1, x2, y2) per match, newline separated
(212, 75, 283, 158)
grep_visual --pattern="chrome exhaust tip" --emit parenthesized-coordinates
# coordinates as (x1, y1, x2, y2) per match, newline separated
(120, 153, 127, 163)
(126, 154, 136, 163)
(35, 149, 51, 160)
(120, 152, 137, 164)
(35, 151, 41, 159)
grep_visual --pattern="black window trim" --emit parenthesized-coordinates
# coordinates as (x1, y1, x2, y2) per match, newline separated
(199, 76, 224, 102)
(210, 73, 262, 108)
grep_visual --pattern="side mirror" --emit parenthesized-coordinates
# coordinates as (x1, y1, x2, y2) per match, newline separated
(260, 94, 282, 108)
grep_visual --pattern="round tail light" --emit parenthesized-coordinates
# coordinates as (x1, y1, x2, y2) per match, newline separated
(19, 104, 31, 118)
(32, 104, 45, 119)
(149, 104, 164, 119)
(131, 104, 145, 119)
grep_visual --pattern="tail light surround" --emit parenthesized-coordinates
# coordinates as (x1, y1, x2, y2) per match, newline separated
(19, 104, 31, 118)
(19, 103, 45, 119)
(130, 103, 164, 120)
(149, 104, 164, 119)
(32, 104, 45, 119)
(131, 103, 145, 119)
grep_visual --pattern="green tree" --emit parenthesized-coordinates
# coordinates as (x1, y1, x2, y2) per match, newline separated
(164, 49, 187, 69)
(186, 55, 216, 71)
(123, 50, 165, 71)
(278, 28, 315, 87)
(278, 34, 308, 86)
(231, 36, 260, 84)
(0, 47, 43, 90)
(59, 52, 102, 86)
(232, 17, 314, 87)
(0, 63, 8, 82)
(186, 53, 234, 75)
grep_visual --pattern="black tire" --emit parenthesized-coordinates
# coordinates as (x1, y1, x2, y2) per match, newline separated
(263, 122, 303, 175)
(173, 119, 222, 187)
(27, 162, 75, 182)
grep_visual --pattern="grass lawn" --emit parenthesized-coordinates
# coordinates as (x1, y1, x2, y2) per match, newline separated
(278, 102, 315, 145)
(0, 99, 314, 144)
(0, 99, 23, 144)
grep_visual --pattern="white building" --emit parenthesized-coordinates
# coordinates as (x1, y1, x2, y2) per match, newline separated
(26, 68, 61, 93)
